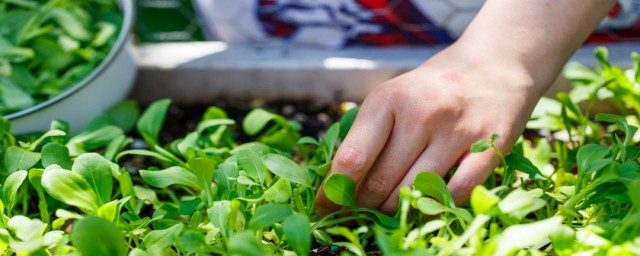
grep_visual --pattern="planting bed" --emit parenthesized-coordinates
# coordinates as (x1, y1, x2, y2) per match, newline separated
(0, 47, 640, 256)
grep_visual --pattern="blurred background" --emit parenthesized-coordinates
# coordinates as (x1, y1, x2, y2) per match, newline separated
(132, 0, 639, 104)
(136, 0, 205, 43)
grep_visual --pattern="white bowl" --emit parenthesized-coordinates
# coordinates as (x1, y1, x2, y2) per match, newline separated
(5, 0, 137, 134)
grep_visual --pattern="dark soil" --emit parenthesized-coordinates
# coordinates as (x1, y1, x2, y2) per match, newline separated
(159, 98, 344, 144)
(120, 98, 344, 174)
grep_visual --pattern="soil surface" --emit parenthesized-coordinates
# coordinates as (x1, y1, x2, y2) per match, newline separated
(159, 98, 344, 144)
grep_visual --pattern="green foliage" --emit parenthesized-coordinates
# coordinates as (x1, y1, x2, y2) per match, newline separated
(0, 48, 639, 255)
(323, 172, 356, 207)
(71, 216, 127, 256)
(0, 0, 122, 115)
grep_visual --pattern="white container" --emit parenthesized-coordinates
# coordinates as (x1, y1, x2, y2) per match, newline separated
(5, 0, 137, 134)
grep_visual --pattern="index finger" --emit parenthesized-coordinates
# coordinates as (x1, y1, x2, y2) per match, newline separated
(315, 95, 394, 216)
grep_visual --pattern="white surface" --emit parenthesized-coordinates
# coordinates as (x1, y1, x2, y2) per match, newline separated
(133, 42, 639, 103)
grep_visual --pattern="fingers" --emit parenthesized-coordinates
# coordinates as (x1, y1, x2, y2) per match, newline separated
(354, 122, 430, 210)
(378, 137, 467, 213)
(447, 142, 506, 205)
(314, 96, 394, 216)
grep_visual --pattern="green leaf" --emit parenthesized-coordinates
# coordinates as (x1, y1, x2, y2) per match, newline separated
(107, 100, 140, 132)
(176, 132, 199, 157)
(28, 169, 49, 223)
(71, 216, 127, 256)
(470, 186, 500, 214)
(2, 170, 27, 213)
(628, 180, 640, 210)
(595, 113, 638, 146)
(324, 123, 340, 157)
(250, 204, 293, 230)
(550, 226, 576, 254)
(263, 178, 292, 203)
(415, 197, 448, 215)
(494, 217, 563, 256)
(31, 38, 71, 72)
(116, 149, 172, 164)
(67, 125, 124, 156)
(323, 173, 356, 207)
(0, 229, 9, 252)
(140, 167, 200, 189)
(214, 162, 239, 192)
(142, 224, 184, 251)
(594, 46, 610, 68)
(505, 151, 544, 180)
(188, 157, 216, 205)
(238, 149, 268, 185)
(415, 198, 472, 223)
(72, 153, 115, 205)
(228, 231, 264, 256)
(498, 189, 546, 219)
(297, 136, 319, 145)
(7, 216, 45, 241)
(207, 201, 230, 238)
(563, 62, 599, 81)
(195, 119, 235, 134)
(339, 107, 359, 141)
(414, 172, 454, 208)
(104, 135, 132, 162)
(51, 7, 91, 41)
(188, 157, 216, 185)
(41, 143, 72, 169)
(557, 92, 583, 120)
(283, 213, 311, 256)
(177, 230, 206, 254)
(470, 140, 490, 153)
(134, 186, 159, 205)
(5, 146, 40, 173)
(325, 226, 366, 255)
(129, 248, 151, 256)
(576, 144, 610, 174)
(41, 165, 99, 213)
(263, 154, 313, 188)
(28, 129, 67, 151)
(243, 108, 287, 136)
(137, 99, 171, 148)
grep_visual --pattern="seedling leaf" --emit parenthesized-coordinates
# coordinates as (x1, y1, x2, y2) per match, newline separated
(263, 154, 313, 188)
(324, 173, 356, 207)
(41, 165, 99, 213)
(283, 213, 312, 256)
(470, 140, 490, 153)
(414, 172, 454, 208)
(71, 216, 127, 256)
(249, 204, 293, 230)
(137, 99, 171, 148)
(140, 167, 200, 189)
(72, 153, 115, 205)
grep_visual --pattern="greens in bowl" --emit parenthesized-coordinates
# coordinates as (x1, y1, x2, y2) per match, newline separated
(0, 0, 122, 115)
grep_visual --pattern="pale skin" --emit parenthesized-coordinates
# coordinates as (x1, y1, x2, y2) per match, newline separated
(315, 0, 617, 215)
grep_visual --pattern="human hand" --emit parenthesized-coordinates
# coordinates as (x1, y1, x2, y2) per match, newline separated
(315, 43, 550, 215)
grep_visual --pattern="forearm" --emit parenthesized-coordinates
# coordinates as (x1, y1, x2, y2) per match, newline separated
(451, 0, 616, 96)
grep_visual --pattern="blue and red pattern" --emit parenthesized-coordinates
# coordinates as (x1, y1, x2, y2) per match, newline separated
(197, 0, 640, 47)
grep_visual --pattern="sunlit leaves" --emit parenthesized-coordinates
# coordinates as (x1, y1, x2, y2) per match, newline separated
(323, 173, 356, 207)
(414, 172, 454, 208)
(137, 99, 171, 148)
(263, 154, 312, 188)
